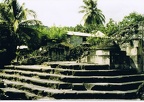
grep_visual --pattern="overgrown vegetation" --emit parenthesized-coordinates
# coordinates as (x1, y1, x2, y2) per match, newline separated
(0, 0, 42, 67)
(0, 0, 144, 65)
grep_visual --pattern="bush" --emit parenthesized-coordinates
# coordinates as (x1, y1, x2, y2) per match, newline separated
(21, 56, 49, 65)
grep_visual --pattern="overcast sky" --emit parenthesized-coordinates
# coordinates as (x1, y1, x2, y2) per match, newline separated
(5, 0, 144, 26)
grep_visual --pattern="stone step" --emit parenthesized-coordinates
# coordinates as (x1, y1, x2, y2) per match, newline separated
(4, 64, 110, 73)
(1, 68, 137, 79)
(59, 74, 144, 83)
(4, 65, 53, 72)
(7, 71, 142, 83)
(2, 79, 58, 98)
(0, 79, 5, 88)
(1, 64, 143, 99)
(2, 73, 142, 90)
(73, 81, 143, 91)
(0, 72, 142, 91)
(38, 97, 55, 100)
(54, 68, 137, 76)
(52, 90, 138, 99)
(58, 63, 110, 70)
(0, 73, 72, 89)
(1, 72, 142, 91)
(1, 70, 144, 83)
(1, 79, 138, 99)
(4, 65, 137, 76)
(0, 87, 40, 100)
(43, 61, 77, 68)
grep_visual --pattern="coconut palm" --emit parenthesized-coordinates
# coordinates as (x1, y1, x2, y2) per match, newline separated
(0, 0, 42, 66)
(79, 0, 105, 26)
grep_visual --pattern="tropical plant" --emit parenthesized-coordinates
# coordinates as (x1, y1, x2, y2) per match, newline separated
(46, 26, 67, 42)
(111, 12, 144, 45)
(79, 0, 105, 26)
(105, 18, 119, 36)
(0, 0, 42, 66)
(118, 12, 144, 28)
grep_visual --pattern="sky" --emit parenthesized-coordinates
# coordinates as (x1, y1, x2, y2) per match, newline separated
(13, 0, 144, 27)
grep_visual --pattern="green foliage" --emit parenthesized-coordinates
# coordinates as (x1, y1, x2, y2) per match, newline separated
(36, 26, 68, 44)
(87, 37, 117, 49)
(0, 0, 42, 66)
(105, 18, 119, 36)
(46, 26, 67, 42)
(68, 45, 85, 60)
(21, 56, 48, 65)
(87, 37, 103, 45)
(72, 24, 105, 33)
(73, 24, 86, 32)
(119, 12, 144, 28)
(79, 0, 105, 26)
(111, 12, 144, 44)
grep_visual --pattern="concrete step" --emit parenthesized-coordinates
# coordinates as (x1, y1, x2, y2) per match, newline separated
(4, 65, 54, 73)
(2, 79, 59, 98)
(4, 64, 110, 73)
(1, 65, 143, 99)
(73, 81, 143, 91)
(1, 70, 144, 83)
(0, 87, 40, 100)
(0, 73, 72, 89)
(1, 79, 138, 99)
(54, 68, 137, 76)
(58, 63, 110, 70)
(4, 65, 137, 76)
(59, 74, 144, 83)
(42, 61, 76, 68)
(52, 90, 138, 99)
(1, 68, 137, 79)
(1, 70, 143, 91)
(1, 73, 142, 91)
(0, 79, 5, 88)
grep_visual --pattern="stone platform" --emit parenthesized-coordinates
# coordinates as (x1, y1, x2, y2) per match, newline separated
(0, 62, 143, 100)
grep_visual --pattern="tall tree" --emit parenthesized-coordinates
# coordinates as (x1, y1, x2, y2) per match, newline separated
(79, 0, 105, 26)
(0, 0, 42, 66)
(105, 18, 119, 36)
(111, 12, 144, 45)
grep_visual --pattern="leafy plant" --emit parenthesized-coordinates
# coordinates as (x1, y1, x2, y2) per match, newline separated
(0, 0, 42, 66)
(79, 0, 105, 26)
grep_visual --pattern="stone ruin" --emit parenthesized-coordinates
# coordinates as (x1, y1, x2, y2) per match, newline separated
(0, 39, 144, 100)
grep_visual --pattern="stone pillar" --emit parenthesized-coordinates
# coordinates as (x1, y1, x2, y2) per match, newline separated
(126, 39, 143, 73)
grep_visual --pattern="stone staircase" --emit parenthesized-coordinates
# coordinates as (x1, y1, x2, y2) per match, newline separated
(0, 62, 144, 100)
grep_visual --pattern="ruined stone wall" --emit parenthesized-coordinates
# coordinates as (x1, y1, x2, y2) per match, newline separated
(79, 39, 144, 72)
(87, 49, 110, 65)
(121, 39, 144, 73)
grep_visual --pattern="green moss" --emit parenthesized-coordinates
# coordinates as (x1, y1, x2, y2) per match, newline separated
(83, 83, 95, 90)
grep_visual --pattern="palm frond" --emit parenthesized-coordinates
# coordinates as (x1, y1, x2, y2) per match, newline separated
(79, 0, 105, 26)
(79, 10, 86, 13)
(13, 19, 18, 32)
(17, 26, 42, 49)
(12, 0, 21, 19)
(26, 9, 37, 19)
(0, 3, 12, 23)
(19, 20, 42, 26)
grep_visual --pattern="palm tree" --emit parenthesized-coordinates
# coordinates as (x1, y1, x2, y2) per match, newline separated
(0, 0, 42, 66)
(79, 0, 105, 26)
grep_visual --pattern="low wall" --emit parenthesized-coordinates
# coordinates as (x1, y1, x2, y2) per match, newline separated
(79, 47, 136, 70)
(80, 39, 144, 72)
(124, 39, 144, 73)
(79, 47, 126, 68)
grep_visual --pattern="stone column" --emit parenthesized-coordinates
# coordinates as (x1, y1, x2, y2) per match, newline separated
(126, 39, 143, 73)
